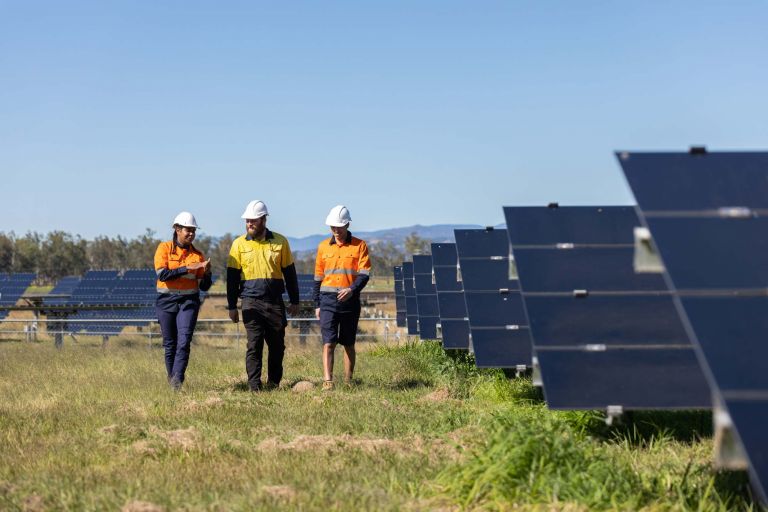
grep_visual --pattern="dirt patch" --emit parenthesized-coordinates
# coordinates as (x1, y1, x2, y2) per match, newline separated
(131, 440, 158, 457)
(152, 427, 199, 450)
(292, 381, 314, 393)
(0, 481, 16, 495)
(22, 494, 44, 512)
(118, 403, 149, 419)
(255, 432, 469, 460)
(204, 396, 224, 407)
(121, 500, 165, 512)
(257, 434, 420, 455)
(183, 396, 225, 411)
(404, 499, 459, 512)
(261, 485, 297, 501)
(418, 388, 452, 403)
(98, 424, 120, 435)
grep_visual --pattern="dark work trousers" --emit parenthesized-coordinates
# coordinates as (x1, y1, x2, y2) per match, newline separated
(241, 296, 287, 390)
(156, 294, 200, 385)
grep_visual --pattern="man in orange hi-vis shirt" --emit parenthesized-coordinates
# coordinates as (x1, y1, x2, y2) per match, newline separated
(312, 205, 371, 390)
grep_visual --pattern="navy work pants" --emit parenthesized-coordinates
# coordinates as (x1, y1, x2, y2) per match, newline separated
(242, 296, 286, 390)
(156, 295, 200, 385)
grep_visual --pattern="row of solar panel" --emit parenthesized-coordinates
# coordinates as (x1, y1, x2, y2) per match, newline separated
(284, 274, 319, 302)
(0, 273, 37, 319)
(393, 150, 768, 504)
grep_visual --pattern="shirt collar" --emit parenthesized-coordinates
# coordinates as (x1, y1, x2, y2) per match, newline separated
(329, 231, 352, 246)
(246, 228, 274, 241)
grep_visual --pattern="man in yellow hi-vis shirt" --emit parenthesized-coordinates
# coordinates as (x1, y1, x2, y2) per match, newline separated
(227, 200, 299, 391)
(312, 205, 371, 390)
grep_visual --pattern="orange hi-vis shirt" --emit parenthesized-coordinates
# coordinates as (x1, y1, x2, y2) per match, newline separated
(313, 233, 371, 297)
(154, 240, 208, 295)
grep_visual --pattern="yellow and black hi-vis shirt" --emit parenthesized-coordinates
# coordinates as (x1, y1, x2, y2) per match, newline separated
(226, 229, 299, 309)
(312, 231, 371, 312)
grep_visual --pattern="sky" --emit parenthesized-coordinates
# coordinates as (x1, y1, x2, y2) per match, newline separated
(1, 1, 767, 240)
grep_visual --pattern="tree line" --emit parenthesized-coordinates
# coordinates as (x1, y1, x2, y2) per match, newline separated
(0, 230, 431, 284)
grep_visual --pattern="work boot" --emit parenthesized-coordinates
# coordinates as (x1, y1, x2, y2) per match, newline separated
(322, 380, 334, 391)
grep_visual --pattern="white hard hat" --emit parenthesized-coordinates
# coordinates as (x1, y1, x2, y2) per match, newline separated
(241, 200, 269, 219)
(325, 205, 352, 227)
(172, 211, 199, 228)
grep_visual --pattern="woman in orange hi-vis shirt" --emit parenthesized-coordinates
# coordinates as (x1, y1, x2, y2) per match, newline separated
(154, 211, 212, 390)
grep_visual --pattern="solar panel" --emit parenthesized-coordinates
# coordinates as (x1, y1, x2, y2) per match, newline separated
(0, 273, 36, 313)
(393, 266, 406, 328)
(432, 243, 469, 350)
(431, 243, 470, 350)
(504, 205, 710, 411)
(454, 228, 532, 368)
(402, 262, 419, 335)
(413, 255, 439, 340)
(618, 150, 768, 502)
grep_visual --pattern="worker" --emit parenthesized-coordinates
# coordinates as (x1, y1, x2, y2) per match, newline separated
(226, 200, 300, 391)
(154, 211, 212, 390)
(313, 205, 371, 390)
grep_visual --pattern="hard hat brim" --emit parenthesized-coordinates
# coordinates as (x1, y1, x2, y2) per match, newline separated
(326, 221, 350, 228)
(241, 213, 268, 219)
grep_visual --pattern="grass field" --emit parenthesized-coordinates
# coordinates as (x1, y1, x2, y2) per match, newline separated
(0, 337, 759, 511)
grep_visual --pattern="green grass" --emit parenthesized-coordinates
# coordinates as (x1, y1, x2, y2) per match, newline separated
(0, 339, 758, 511)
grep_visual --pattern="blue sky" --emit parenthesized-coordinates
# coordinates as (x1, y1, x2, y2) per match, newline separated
(2, 1, 766, 240)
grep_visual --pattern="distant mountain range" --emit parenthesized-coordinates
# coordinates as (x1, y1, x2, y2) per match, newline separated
(287, 223, 504, 252)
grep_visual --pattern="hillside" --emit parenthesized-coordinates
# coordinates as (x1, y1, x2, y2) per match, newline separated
(287, 223, 504, 252)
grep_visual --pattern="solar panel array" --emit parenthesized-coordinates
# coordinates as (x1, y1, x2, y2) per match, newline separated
(504, 205, 709, 411)
(40, 269, 215, 335)
(0, 273, 36, 320)
(284, 274, 317, 302)
(43, 276, 82, 305)
(389, 148, 767, 505)
(618, 150, 768, 503)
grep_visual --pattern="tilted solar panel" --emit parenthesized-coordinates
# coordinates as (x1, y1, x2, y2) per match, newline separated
(393, 266, 406, 328)
(412, 255, 439, 340)
(454, 229, 531, 368)
(431, 243, 470, 350)
(619, 150, 768, 502)
(402, 262, 418, 335)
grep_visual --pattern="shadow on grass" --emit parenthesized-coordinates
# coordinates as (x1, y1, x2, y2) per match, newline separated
(711, 469, 756, 506)
(386, 378, 432, 390)
(568, 409, 714, 445)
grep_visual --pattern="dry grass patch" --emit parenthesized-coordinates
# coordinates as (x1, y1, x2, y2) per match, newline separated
(419, 387, 453, 403)
(261, 484, 297, 502)
(292, 380, 315, 392)
(21, 494, 45, 512)
(256, 433, 465, 462)
(121, 500, 165, 512)
(151, 426, 199, 450)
